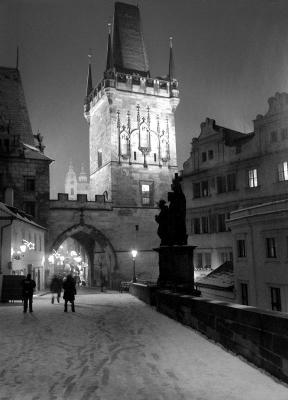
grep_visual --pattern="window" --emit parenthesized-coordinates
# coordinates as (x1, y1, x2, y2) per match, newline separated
(154, 153, 157, 162)
(196, 253, 203, 268)
(237, 239, 246, 257)
(201, 216, 209, 233)
(193, 183, 201, 199)
(193, 218, 201, 234)
(270, 131, 277, 143)
(217, 176, 226, 194)
(24, 202, 35, 217)
(270, 287, 281, 311)
(204, 253, 211, 268)
(209, 215, 217, 233)
(208, 150, 214, 160)
(202, 152, 207, 162)
(248, 169, 258, 188)
(201, 181, 209, 197)
(281, 128, 288, 140)
(227, 173, 236, 192)
(134, 151, 137, 161)
(278, 161, 288, 181)
(70, 188, 74, 195)
(0, 174, 3, 190)
(140, 182, 153, 206)
(24, 177, 35, 192)
(266, 237, 277, 258)
(218, 213, 226, 232)
(97, 150, 102, 168)
(240, 283, 249, 305)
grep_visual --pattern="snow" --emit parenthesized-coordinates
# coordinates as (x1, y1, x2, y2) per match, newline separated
(0, 290, 287, 400)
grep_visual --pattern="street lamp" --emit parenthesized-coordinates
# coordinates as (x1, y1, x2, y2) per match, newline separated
(131, 249, 138, 283)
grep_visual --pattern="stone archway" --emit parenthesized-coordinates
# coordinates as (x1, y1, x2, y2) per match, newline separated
(49, 223, 117, 288)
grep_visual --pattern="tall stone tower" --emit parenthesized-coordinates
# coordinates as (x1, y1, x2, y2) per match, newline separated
(84, 2, 180, 207)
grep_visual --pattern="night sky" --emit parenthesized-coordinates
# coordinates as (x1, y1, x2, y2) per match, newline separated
(2, 0, 288, 198)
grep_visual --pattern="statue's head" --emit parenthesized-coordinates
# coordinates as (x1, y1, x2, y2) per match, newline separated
(158, 199, 166, 209)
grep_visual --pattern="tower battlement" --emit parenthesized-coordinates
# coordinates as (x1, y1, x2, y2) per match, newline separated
(51, 193, 112, 210)
(84, 72, 179, 114)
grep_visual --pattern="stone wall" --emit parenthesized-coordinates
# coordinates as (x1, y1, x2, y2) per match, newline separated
(131, 286, 288, 384)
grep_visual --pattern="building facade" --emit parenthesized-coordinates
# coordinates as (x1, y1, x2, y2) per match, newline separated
(0, 201, 46, 297)
(0, 66, 52, 228)
(227, 199, 288, 312)
(182, 92, 288, 272)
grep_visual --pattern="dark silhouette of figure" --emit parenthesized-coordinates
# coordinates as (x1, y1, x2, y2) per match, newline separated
(168, 174, 188, 245)
(21, 273, 36, 313)
(63, 274, 77, 312)
(50, 275, 62, 304)
(155, 199, 170, 245)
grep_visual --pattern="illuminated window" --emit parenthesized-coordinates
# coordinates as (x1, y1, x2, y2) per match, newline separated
(248, 169, 258, 187)
(278, 161, 288, 181)
(140, 182, 153, 206)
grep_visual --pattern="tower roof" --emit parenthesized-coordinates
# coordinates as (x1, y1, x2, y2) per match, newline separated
(0, 66, 34, 146)
(112, 2, 150, 77)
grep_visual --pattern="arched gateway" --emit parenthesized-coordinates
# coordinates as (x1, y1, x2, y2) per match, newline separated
(49, 223, 117, 288)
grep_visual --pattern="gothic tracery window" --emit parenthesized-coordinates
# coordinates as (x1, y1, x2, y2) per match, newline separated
(120, 130, 130, 159)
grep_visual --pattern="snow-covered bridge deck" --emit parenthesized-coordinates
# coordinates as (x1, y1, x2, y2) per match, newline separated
(0, 290, 287, 400)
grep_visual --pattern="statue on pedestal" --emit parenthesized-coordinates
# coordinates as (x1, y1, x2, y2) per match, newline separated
(155, 173, 187, 246)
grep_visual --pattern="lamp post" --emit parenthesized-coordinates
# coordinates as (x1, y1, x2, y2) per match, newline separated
(131, 249, 138, 283)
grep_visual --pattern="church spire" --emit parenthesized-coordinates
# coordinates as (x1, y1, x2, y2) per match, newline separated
(86, 53, 93, 97)
(106, 23, 114, 72)
(168, 37, 176, 81)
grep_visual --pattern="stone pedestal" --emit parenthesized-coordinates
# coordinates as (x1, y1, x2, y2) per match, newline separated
(154, 246, 196, 291)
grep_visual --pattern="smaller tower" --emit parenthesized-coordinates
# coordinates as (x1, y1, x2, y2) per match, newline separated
(78, 163, 90, 198)
(64, 161, 77, 200)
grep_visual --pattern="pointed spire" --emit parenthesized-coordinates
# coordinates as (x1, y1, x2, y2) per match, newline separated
(168, 37, 176, 81)
(86, 53, 93, 97)
(106, 23, 114, 71)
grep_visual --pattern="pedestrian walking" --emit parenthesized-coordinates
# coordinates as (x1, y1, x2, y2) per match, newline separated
(50, 275, 63, 304)
(21, 273, 36, 313)
(62, 274, 76, 312)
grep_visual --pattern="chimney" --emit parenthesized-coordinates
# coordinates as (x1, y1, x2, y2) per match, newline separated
(4, 187, 14, 206)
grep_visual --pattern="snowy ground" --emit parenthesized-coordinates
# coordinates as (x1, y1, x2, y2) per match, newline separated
(0, 289, 287, 400)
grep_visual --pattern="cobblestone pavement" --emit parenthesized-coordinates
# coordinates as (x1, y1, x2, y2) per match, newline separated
(0, 290, 287, 400)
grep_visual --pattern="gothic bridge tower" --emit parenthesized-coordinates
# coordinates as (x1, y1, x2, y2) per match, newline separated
(84, 1, 180, 207)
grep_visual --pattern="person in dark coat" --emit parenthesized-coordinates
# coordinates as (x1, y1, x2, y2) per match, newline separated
(50, 275, 63, 304)
(62, 274, 76, 312)
(21, 273, 36, 313)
